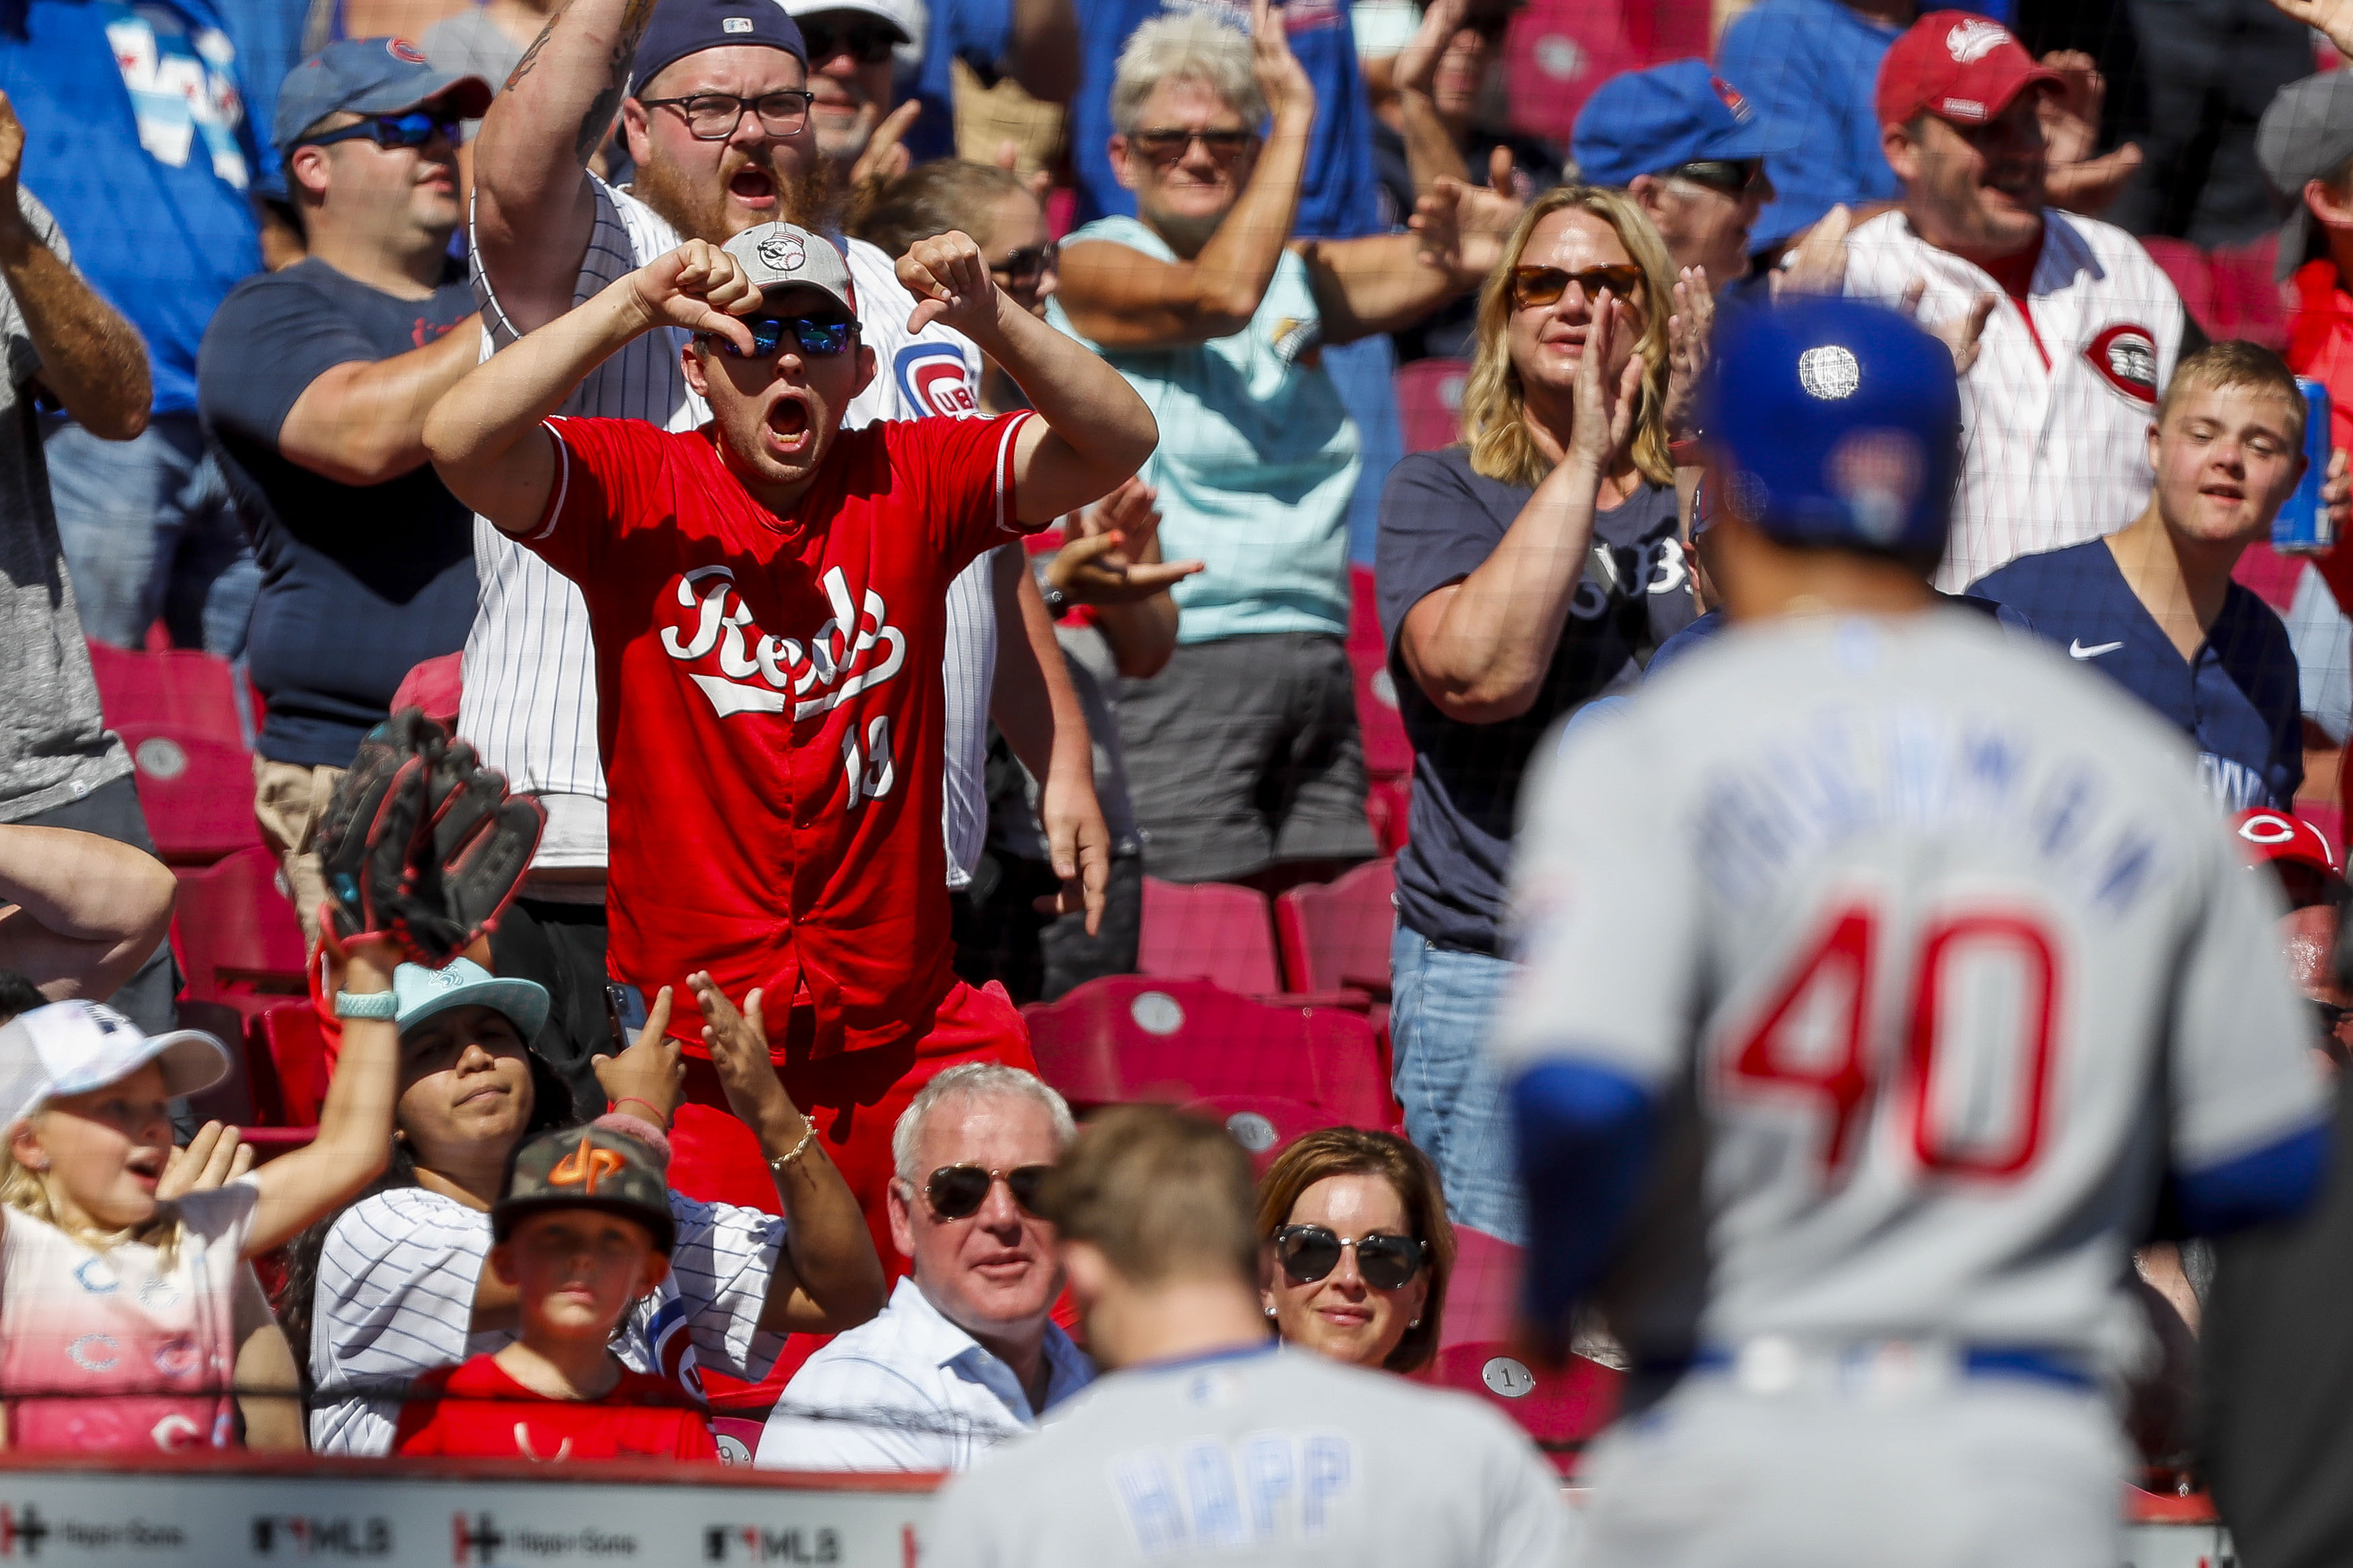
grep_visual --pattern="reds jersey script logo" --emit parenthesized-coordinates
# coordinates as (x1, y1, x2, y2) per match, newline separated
(893, 343, 979, 418)
(756, 232, 806, 273)
(661, 564, 906, 721)
(2084, 324, 2159, 408)
(1945, 17, 2010, 61)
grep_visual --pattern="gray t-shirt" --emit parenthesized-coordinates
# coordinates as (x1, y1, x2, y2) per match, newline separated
(0, 189, 129, 821)
(924, 1343, 1571, 1568)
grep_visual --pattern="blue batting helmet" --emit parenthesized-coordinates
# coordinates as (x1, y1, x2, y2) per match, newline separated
(1696, 296, 1961, 558)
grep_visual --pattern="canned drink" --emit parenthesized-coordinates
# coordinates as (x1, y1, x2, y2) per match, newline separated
(2275, 377, 2336, 555)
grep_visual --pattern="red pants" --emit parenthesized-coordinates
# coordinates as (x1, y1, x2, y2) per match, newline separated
(665, 979, 1035, 1405)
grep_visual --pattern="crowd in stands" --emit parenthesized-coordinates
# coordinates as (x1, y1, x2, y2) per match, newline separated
(0, 0, 2352, 1549)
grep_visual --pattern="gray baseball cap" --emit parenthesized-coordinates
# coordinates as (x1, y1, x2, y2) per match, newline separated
(2259, 71, 2353, 281)
(274, 36, 491, 155)
(721, 223, 860, 322)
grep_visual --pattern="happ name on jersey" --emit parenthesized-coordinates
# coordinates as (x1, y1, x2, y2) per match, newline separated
(1112, 1429, 1356, 1556)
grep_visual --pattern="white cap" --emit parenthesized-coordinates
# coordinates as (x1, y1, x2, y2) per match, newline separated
(779, 0, 925, 57)
(0, 1001, 231, 1127)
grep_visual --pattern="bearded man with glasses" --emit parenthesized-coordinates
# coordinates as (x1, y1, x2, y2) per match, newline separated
(754, 1063, 1095, 1470)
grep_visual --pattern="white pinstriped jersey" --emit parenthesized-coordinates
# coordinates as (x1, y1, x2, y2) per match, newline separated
(1841, 209, 2185, 592)
(463, 179, 997, 880)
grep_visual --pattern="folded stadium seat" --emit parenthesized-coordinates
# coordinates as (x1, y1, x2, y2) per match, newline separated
(1354, 656, 1414, 782)
(1418, 1343, 1622, 1476)
(1365, 776, 1412, 856)
(1348, 562, 1385, 657)
(1276, 856, 1397, 999)
(1138, 877, 1284, 996)
(250, 1001, 328, 1129)
(2138, 238, 2221, 342)
(2210, 237, 2288, 350)
(173, 846, 309, 1014)
(1184, 1093, 1344, 1175)
(1394, 357, 1471, 455)
(83, 641, 251, 746)
(1023, 976, 1389, 1126)
(1439, 1225, 1527, 1349)
(2231, 540, 2307, 612)
(708, 1415, 766, 1465)
(120, 722, 260, 865)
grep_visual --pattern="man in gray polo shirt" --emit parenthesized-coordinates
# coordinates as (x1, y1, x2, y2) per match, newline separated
(0, 89, 173, 1031)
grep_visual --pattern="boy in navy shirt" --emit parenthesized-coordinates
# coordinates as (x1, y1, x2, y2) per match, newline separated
(1971, 342, 2344, 810)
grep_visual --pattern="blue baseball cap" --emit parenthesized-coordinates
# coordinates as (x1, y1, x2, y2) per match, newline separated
(274, 36, 491, 155)
(632, 0, 807, 98)
(1571, 59, 1772, 189)
(1696, 297, 1961, 559)
(392, 957, 552, 1042)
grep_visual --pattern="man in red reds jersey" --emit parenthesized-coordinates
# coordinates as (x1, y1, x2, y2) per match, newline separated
(422, 219, 1156, 1270)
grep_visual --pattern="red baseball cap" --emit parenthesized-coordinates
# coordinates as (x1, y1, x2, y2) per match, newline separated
(2233, 808, 2343, 877)
(1875, 12, 2063, 128)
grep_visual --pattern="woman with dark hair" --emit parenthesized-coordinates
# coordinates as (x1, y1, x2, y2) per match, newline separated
(1256, 1127, 1455, 1374)
(284, 965, 881, 1454)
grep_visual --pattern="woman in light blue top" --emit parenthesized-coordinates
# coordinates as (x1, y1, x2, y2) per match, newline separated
(1048, 0, 1482, 891)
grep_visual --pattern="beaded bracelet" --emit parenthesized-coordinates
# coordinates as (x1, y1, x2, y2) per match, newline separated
(768, 1120, 819, 1176)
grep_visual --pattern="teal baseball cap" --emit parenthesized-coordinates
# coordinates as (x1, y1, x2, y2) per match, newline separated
(392, 957, 550, 1042)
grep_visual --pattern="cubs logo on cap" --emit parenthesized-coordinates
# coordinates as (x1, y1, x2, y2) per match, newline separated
(386, 37, 428, 63)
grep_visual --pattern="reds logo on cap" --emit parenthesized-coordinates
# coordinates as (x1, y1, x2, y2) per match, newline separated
(386, 37, 429, 63)
(2234, 808, 2341, 874)
(2083, 324, 2159, 408)
(1945, 17, 2011, 63)
(756, 232, 806, 272)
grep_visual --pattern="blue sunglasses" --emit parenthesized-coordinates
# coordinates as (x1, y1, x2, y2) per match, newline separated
(297, 108, 462, 151)
(709, 315, 858, 359)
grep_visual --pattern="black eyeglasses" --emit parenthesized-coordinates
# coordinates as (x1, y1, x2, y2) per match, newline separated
(799, 16, 901, 65)
(1274, 1224, 1428, 1291)
(297, 108, 462, 151)
(702, 314, 857, 359)
(1129, 127, 1256, 165)
(1667, 158, 1767, 198)
(637, 89, 815, 140)
(921, 1164, 1051, 1220)
(1511, 262, 1644, 309)
(988, 241, 1057, 289)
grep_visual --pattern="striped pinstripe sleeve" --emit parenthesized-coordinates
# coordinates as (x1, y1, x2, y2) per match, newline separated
(665, 1195, 789, 1382)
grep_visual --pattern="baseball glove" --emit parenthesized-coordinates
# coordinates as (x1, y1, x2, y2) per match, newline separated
(314, 709, 546, 967)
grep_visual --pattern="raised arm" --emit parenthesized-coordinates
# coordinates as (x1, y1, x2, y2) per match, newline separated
(1388, 0, 1472, 196)
(470, 0, 658, 334)
(0, 96, 148, 440)
(0, 825, 176, 1004)
(424, 239, 762, 531)
(1398, 297, 1641, 723)
(691, 975, 886, 1334)
(1052, 0, 1313, 348)
(245, 938, 404, 1257)
(277, 319, 486, 487)
(1297, 229, 1460, 346)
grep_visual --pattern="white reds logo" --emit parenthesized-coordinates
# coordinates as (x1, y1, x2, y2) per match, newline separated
(2084, 324, 2159, 408)
(661, 565, 906, 722)
(2238, 811, 2301, 848)
(1798, 345, 1861, 400)
(1945, 18, 2010, 62)
(756, 231, 806, 273)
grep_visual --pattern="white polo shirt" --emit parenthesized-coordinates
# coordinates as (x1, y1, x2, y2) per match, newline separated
(755, 1275, 1094, 1472)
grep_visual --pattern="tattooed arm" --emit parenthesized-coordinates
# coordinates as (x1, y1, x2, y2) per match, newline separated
(470, 0, 659, 335)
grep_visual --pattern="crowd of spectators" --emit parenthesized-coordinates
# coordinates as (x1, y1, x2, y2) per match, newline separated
(2, 0, 2353, 1555)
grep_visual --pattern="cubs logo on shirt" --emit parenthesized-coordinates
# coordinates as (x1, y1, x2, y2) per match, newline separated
(894, 344, 980, 420)
(2085, 324, 2159, 407)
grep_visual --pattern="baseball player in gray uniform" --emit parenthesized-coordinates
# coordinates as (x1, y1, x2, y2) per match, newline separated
(922, 1104, 1571, 1568)
(1495, 297, 2331, 1567)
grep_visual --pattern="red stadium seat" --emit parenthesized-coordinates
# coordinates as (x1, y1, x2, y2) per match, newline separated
(1348, 563, 1385, 657)
(122, 722, 260, 864)
(1395, 358, 1470, 454)
(1439, 1225, 1527, 1350)
(1420, 1343, 1622, 1472)
(250, 1002, 329, 1128)
(2232, 541, 2307, 612)
(2140, 238, 2218, 341)
(1366, 776, 1411, 856)
(1354, 654, 1414, 782)
(1023, 977, 1391, 1126)
(1184, 1094, 1344, 1174)
(174, 846, 308, 1011)
(2211, 239, 2288, 350)
(1138, 878, 1284, 996)
(84, 642, 248, 745)
(1276, 857, 1396, 998)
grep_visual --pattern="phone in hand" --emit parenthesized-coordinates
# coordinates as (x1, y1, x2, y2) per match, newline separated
(606, 982, 649, 1053)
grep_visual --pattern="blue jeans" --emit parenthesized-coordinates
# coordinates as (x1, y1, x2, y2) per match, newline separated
(1390, 924, 1525, 1242)
(1322, 334, 1402, 566)
(43, 410, 258, 656)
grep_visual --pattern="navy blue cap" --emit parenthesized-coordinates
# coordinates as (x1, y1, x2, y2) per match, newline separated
(631, 0, 807, 98)
(1571, 59, 1772, 189)
(274, 36, 491, 154)
(1697, 297, 1961, 559)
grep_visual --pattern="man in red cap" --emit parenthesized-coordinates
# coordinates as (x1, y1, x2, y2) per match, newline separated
(1840, 11, 2194, 592)
(2235, 806, 2348, 915)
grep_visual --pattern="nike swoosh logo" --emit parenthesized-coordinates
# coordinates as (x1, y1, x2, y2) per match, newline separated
(2069, 639, 2124, 660)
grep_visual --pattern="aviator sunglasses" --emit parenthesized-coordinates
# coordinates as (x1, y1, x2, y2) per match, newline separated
(297, 108, 462, 150)
(922, 1163, 1052, 1220)
(1274, 1224, 1428, 1290)
(704, 315, 858, 359)
(1511, 262, 1644, 310)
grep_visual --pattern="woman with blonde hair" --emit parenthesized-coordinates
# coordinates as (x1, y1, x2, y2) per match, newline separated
(1257, 1127, 1455, 1374)
(1373, 184, 1698, 1244)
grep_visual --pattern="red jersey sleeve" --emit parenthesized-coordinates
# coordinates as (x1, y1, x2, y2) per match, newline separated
(881, 409, 1039, 569)
(520, 416, 686, 584)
